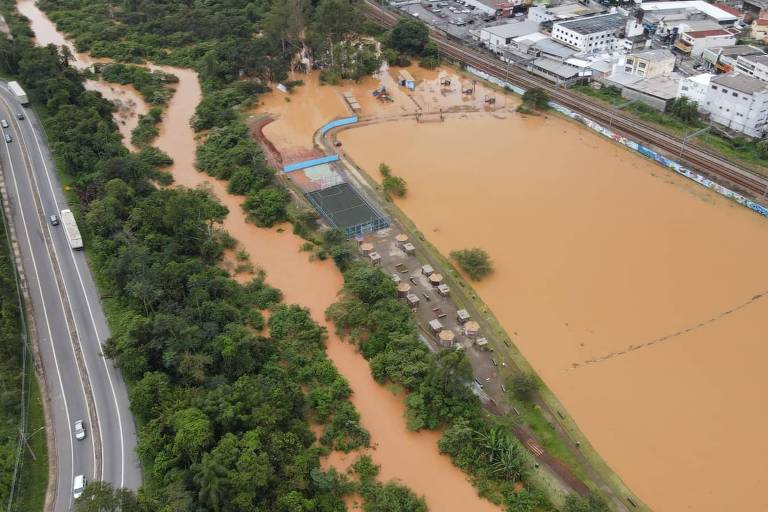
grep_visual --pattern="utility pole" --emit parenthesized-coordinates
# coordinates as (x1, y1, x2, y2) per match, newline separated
(679, 124, 711, 161)
(608, 99, 637, 129)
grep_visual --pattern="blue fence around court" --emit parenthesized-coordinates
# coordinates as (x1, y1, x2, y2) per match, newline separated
(465, 65, 768, 219)
(319, 115, 359, 135)
(283, 154, 340, 173)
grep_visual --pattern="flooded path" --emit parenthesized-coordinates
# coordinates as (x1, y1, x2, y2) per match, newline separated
(18, 2, 503, 510)
(338, 114, 768, 512)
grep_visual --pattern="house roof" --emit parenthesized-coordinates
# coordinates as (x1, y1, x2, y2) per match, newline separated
(531, 57, 581, 79)
(639, 1, 739, 22)
(713, 3, 741, 16)
(625, 74, 683, 100)
(629, 49, 676, 61)
(754, 17, 768, 25)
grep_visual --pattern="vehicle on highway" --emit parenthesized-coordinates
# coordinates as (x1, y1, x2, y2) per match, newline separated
(73, 419, 86, 440)
(50, 214, 59, 226)
(8, 81, 29, 106)
(0, 119, 7, 128)
(73, 474, 86, 499)
(16, 112, 24, 120)
(60, 209, 83, 250)
(474, 377, 483, 389)
(4, 134, 11, 143)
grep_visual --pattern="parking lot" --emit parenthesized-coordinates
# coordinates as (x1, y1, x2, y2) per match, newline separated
(396, 0, 498, 39)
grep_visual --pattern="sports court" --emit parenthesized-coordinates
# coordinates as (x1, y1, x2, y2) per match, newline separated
(305, 182, 389, 237)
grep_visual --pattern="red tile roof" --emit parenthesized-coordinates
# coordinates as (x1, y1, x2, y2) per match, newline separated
(683, 29, 733, 38)
(755, 17, 768, 25)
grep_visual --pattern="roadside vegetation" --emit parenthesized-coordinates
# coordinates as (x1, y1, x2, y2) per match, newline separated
(574, 84, 768, 174)
(450, 247, 494, 281)
(0, 201, 48, 511)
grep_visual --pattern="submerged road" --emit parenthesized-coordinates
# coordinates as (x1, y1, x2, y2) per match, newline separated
(0, 83, 140, 511)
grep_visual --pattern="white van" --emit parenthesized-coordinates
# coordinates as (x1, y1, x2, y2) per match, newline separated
(73, 474, 86, 499)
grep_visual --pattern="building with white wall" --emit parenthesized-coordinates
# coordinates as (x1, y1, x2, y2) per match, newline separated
(674, 28, 738, 58)
(677, 73, 713, 109)
(735, 54, 768, 82)
(623, 49, 675, 78)
(551, 13, 626, 53)
(478, 20, 541, 52)
(703, 72, 768, 137)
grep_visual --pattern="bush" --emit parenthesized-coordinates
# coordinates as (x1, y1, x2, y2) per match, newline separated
(510, 374, 538, 402)
(382, 175, 407, 197)
(519, 87, 549, 111)
(450, 248, 494, 281)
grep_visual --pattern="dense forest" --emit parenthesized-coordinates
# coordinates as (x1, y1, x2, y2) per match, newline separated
(0, 0, 613, 509)
(0, 2, 430, 511)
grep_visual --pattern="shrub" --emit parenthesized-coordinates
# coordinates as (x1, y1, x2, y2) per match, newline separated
(450, 248, 494, 281)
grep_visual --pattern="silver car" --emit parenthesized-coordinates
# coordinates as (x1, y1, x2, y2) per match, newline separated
(73, 420, 86, 441)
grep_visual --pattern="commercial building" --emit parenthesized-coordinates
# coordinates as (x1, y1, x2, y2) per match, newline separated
(623, 49, 676, 78)
(551, 13, 626, 53)
(703, 72, 768, 136)
(677, 73, 714, 109)
(701, 45, 764, 73)
(735, 53, 768, 81)
(639, 1, 740, 27)
(674, 28, 739, 57)
(526, 57, 585, 84)
(528, 2, 606, 23)
(478, 20, 541, 52)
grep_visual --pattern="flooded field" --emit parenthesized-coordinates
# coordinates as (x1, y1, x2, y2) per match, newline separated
(339, 114, 768, 511)
(18, 2, 504, 509)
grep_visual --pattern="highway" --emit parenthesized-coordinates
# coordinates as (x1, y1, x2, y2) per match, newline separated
(0, 83, 140, 510)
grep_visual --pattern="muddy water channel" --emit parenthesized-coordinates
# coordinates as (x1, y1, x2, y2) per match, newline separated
(339, 113, 768, 511)
(18, 2, 503, 510)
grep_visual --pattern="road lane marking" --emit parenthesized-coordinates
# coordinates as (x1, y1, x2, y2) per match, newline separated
(16, 89, 127, 487)
(1, 131, 78, 511)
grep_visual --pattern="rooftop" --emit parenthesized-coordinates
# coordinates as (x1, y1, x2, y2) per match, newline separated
(712, 72, 768, 94)
(531, 2, 606, 20)
(626, 73, 684, 100)
(711, 45, 765, 57)
(639, 1, 739, 22)
(531, 57, 582, 79)
(739, 54, 768, 66)
(683, 28, 736, 38)
(482, 20, 541, 39)
(713, 3, 741, 16)
(686, 72, 714, 86)
(629, 48, 676, 61)
(755, 17, 768, 26)
(555, 13, 626, 35)
(532, 37, 577, 59)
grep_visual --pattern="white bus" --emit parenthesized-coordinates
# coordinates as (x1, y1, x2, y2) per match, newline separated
(60, 209, 83, 250)
(8, 81, 28, 106)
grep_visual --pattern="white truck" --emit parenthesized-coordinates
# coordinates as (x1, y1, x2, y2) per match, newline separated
(8, 81, 29, 106)
(60, 209, 83, 250)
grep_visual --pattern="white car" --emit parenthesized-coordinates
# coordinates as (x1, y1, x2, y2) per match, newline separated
(73, 419, 86, 441)
(73, 474, 86, 499)
(1, 119, 7, 128)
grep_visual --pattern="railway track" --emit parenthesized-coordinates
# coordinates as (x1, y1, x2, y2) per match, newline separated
(363, 1, 768, 201)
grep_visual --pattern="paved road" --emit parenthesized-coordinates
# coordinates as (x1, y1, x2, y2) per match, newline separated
(0, 83, 140, 510)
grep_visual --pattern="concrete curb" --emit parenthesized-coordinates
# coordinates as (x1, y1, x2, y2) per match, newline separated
(0, 169, 57, 512)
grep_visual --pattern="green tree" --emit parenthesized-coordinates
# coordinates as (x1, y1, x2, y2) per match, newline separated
(668, 97, 700, 125)
(193, 453, 229, 512)
(72, 481, 140, 512)
(519, 87, 550, 111)
(510, 374, 539, 402)
(450, 248, 494, 280)
(243, 187, 290, 227)
(388, 19, 429, 55)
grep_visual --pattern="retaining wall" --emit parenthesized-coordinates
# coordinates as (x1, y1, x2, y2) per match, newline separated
(282, 154, 340, 173)
(465, 65, 768, 218)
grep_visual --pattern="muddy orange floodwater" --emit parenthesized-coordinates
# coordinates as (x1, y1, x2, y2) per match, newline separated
(338, 112, 768, 511)
(18, 2, 504, 509)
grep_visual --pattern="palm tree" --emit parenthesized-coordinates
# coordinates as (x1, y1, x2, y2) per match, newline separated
(193, 454, 228, 512)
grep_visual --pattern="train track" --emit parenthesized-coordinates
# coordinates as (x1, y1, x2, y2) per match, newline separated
(363, 1, 768, 201)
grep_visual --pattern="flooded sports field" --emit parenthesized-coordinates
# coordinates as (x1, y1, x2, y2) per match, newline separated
(252, 66, 768, 511)
(337, 95, 768, 511)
